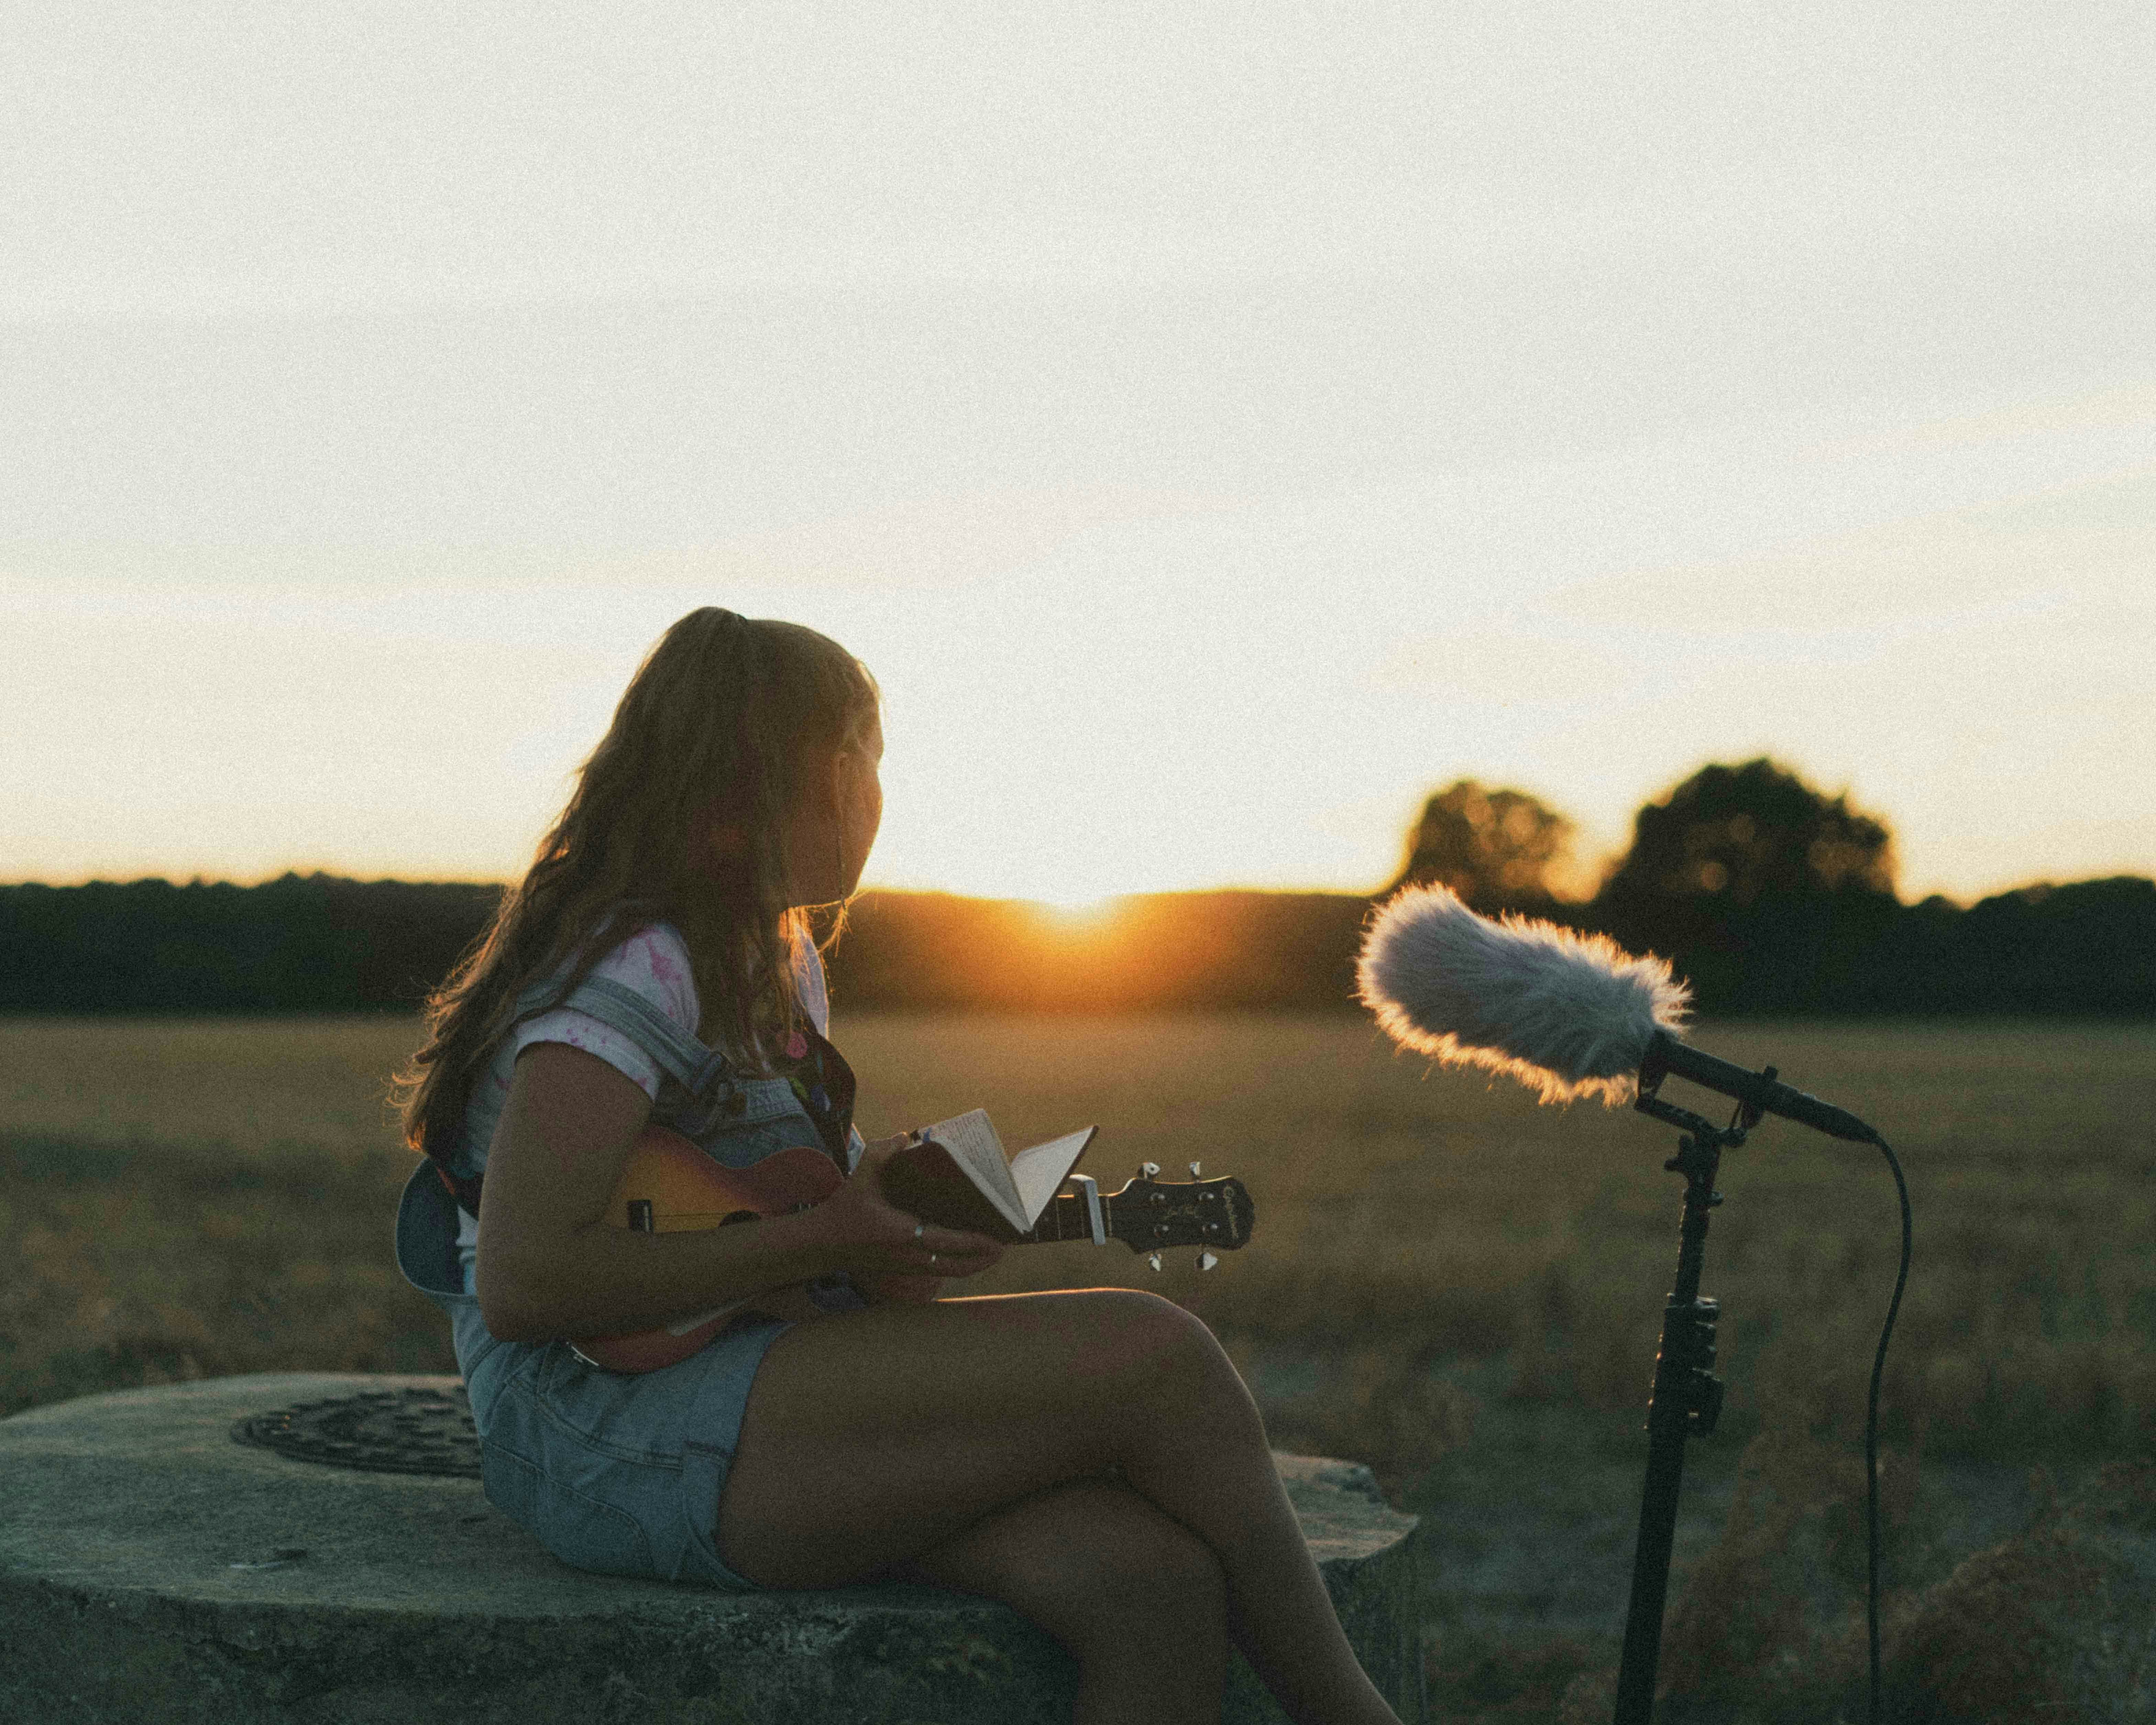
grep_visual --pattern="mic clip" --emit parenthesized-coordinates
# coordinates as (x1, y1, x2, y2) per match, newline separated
(1634, 1085, 1748, 1148)
(1637, 1038, 1770, 1140)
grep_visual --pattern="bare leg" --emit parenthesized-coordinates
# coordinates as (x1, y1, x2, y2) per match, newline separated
(890, 1476, 1227, 1725)
(717, 1288, 1402, 1725)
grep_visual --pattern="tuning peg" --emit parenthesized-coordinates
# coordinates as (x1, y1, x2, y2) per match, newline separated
(1146, 1252, 1163, 1272)
(1198, 1251, 1219, 1272)
(1140, 1161, 1160, 1178)
(1188, 1160, 1202, 1177)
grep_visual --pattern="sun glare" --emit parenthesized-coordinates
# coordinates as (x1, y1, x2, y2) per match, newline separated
(1027, 892, 1124, 930)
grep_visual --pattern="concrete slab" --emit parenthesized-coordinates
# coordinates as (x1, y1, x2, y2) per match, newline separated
(1, 1374, 1426, 1723)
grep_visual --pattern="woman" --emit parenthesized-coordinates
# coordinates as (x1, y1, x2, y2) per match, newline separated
(393, 607, 1405, 1725)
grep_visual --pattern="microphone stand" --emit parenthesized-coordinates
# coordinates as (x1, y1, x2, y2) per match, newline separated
(1611, 1077, 1769, 1725)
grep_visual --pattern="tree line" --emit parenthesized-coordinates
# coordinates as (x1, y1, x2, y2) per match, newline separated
(3, 759, 2149, 1016)
(1379, 760, 2154, 1016)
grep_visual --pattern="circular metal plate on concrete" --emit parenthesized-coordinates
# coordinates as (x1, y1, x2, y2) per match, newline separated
(231, 1383, 480, 1478)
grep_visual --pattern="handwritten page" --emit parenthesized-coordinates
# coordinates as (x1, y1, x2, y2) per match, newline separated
(922, 1109, 1023, 1226)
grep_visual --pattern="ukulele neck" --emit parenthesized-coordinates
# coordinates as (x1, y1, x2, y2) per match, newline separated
(1013, 1171, 1252, 1258)
(1028, 1177, 1111, 1246)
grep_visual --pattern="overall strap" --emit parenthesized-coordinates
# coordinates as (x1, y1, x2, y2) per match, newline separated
(512, 974, 735, 1097)
(430, 975, 737, 1218)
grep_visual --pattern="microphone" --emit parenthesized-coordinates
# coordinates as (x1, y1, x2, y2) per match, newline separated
(1355, 884, 1878, 1143)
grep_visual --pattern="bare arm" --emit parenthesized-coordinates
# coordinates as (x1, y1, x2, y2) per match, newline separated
(474, 1041, 1000, 1342)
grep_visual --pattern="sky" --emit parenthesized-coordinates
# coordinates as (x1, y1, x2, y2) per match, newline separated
(4, 3, 2152, 906)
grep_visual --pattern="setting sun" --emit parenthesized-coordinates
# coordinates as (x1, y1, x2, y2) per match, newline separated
(1026, 893, 1126, 931)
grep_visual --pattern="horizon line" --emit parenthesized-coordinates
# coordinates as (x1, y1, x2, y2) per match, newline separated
(4, 866, 2147, 915)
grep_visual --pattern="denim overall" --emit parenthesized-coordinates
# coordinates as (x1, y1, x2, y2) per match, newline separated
(394, 974, 866, 1589)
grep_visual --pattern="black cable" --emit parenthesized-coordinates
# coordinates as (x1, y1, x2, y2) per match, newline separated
(1864, 1131, 1913, 1725)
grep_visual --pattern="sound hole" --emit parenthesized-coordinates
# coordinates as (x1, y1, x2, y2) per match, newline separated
(719, 1209, 760, 1227)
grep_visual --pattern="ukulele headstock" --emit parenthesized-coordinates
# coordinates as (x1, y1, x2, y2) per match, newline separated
(1100, 1164, 1256, 1260)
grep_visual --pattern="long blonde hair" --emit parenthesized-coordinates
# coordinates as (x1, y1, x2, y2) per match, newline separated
(396, 608, 879, 1163)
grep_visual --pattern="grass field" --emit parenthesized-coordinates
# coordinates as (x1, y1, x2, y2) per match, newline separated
(4, 1011, 2152, 1719)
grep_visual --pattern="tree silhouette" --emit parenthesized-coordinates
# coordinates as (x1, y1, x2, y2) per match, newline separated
(1387, 780, 1574, 909)
(1600, 758, 1895, 906)
(1591, 758, 1900, 1009)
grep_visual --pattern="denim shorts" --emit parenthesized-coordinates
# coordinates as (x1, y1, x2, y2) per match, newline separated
(452, 1294, 789, 1590)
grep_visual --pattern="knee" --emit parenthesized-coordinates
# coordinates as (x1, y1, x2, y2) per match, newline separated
(1095, 1289, 1249, 1408)
(1056, 1509, 1228, 1646)
(1122, 1523, 1228, 1632)
(1095, 1287, 1222, 1369)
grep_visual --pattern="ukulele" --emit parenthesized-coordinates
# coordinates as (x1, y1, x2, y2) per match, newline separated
(568, 1123, 1257, 1374)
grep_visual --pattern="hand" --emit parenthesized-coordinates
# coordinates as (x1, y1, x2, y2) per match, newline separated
(797, 1133, 1004, 1284)
(855, 1268, 947, 1306)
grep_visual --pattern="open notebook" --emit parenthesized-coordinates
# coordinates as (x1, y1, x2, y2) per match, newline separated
(879, 1109, 1098, 1241)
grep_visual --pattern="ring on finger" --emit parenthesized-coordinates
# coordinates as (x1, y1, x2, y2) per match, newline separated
(912, 1222, 925, 1242)
(927, 1251, 938, 1267)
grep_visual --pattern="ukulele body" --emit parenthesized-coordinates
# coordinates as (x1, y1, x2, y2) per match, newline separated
(567, 1125, 843, 1374)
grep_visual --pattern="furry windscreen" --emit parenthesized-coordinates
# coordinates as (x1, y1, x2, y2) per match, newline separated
(1355, 884, 1692, 1105)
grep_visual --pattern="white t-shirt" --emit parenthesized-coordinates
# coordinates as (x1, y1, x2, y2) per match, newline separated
(452, 922, 842, 1291)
